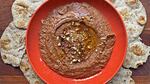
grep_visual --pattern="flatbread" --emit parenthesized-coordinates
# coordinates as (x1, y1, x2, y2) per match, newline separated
(108, 67, 135, 84)
(112, 0, 150, 69)
(12, 0, 44, 29)
(20, 54, 44, 84)
(123, 39, 150, 68)
(0, 22, 26, 67)
(112, 0, 147, 42)
(125, 22, 143, 41)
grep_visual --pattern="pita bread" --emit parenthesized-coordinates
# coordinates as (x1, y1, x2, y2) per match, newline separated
(20, 54, 44, 84)
(12, 0, 44, 29)
(112, 0, 147, 42)
(112, 0, 150, 69)
(0, 22, 26, 67)
(108, 67, 135, 84)
(125, 22, 144, 42)
(123, 39, 150, 68)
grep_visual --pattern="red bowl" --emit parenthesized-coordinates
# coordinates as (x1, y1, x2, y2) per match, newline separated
(26, 0, 127, 84)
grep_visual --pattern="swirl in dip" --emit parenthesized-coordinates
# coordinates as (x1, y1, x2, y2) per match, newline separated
(40, 2, 115, 79)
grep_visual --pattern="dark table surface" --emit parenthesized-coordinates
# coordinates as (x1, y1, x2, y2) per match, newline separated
(0, 0, 150, 84)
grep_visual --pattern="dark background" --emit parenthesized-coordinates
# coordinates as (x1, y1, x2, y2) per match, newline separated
(0, 0, 150, 84)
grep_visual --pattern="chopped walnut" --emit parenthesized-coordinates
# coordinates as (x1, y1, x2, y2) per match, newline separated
(71, 59, 81, 64)
(57, 43, 61, 46)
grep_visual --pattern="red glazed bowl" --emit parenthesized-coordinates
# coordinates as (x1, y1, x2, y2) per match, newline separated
(26, 0, 127, 84)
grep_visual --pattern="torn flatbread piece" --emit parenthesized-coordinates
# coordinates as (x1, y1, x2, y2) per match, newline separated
(112, 0, 147, 42)
(123, 39, 150, 68)
(20, 54, 44, 84)
(108, 67, 135, 84)
(0, 22, 26, 67)
(12, 0, 44, 29)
